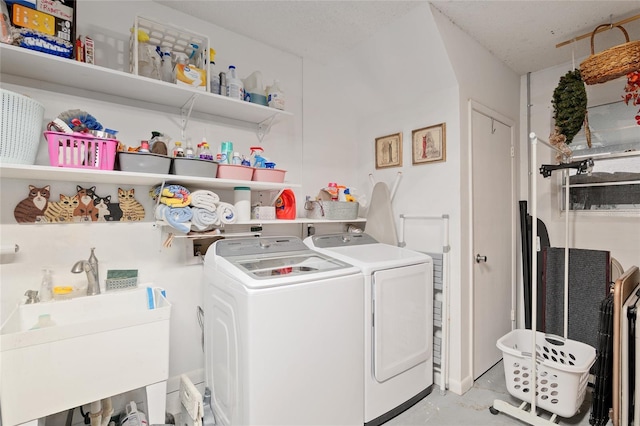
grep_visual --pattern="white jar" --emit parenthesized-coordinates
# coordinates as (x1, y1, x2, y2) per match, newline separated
(226, 65, 244, 100)
(234, 186, 251, 222)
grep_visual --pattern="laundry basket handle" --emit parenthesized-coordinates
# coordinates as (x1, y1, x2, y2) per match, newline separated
(590, 24, 630, 55)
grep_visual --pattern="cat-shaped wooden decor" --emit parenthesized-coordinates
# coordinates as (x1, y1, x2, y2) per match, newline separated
(14, 185, 50, 223)
(92, 194, 123, 222)
(73, 185, 97, 222)
(117, 188, 145, 221)
(44, 193, 79, 223)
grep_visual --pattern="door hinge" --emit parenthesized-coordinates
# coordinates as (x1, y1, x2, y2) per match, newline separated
(510, 146, 515, 158)
(511, 309, 516, 321)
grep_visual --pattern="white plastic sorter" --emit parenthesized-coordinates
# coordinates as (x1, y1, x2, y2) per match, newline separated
(129, 16, 210, 92)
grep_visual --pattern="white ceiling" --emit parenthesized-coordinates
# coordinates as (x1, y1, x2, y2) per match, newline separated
(156, 1, 640, 75)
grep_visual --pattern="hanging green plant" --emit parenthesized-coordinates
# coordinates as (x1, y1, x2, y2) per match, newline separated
(551, 69, 588, 145)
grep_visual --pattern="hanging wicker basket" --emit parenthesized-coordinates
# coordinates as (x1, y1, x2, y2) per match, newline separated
(580, 24, 640, 85)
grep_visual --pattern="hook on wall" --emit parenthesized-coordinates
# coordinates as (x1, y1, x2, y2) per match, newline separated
(491, 118, 496, 134)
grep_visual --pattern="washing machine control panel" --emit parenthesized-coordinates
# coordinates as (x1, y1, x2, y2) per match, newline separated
(216, 236, 309, 257)
(311, 232, 378, 248)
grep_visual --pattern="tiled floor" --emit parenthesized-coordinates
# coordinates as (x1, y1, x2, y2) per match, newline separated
(386, 361, 593, 425)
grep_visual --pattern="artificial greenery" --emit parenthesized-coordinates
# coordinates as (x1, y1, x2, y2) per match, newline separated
(551, 69, 588, 145)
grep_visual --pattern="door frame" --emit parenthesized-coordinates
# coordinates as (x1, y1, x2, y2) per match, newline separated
(467, 99, 518, 379)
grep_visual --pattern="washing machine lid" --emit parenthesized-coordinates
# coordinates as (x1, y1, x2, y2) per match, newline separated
(305, 233, 430, 273)
(212, 236, 359, 287)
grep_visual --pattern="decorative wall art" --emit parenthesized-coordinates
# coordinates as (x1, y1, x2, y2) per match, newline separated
(375, 132, 403, 169)
(412, 123, 446, 165)
(13, 184, 145, 223)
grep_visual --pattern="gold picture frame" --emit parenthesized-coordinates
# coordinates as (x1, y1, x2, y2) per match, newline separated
(375, 132, 402, 169)
(412, 123, 446, 165)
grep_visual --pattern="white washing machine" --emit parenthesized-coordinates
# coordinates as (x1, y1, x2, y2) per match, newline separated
(203, 236, 364, 425)
(305, 233, 433, 426)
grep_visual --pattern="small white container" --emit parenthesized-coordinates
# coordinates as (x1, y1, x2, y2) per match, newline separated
(234, 186, 251, 222)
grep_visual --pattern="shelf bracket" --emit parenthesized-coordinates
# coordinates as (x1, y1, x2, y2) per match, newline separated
(180, 94, 200, 140)
(256, 115, 276, 143)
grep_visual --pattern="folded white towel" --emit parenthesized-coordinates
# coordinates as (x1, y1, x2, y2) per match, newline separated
(190, 190, 220, 212)
(217, 202, 237, 224)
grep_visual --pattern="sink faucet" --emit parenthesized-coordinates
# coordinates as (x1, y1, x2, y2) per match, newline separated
(71, 248, 101, 295)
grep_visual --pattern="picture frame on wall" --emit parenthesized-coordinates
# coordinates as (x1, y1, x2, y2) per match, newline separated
(412, 123, 446, 165)
(375, 132, 403, 169)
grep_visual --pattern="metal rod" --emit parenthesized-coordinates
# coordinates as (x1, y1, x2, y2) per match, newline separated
(555, 13, 640, 48)
(530, 133, 538, 415)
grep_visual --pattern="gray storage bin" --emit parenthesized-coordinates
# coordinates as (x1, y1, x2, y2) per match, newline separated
(117, 152, 172, 174)
(304, 200, 359, 220)
(171, 157, 219, 178)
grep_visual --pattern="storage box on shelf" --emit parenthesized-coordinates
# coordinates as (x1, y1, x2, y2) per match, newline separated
(252, 167, 286, 183)
(45, 131, 118, 170)
(217, 164, 254, 180)
(117, 151, 171, 174)
(170, 157, 218, 178)
(129, 16, 210, 92)
(304, 200, 359, 220)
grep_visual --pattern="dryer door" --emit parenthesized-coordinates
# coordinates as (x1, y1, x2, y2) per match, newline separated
(373, 263, 431, 382)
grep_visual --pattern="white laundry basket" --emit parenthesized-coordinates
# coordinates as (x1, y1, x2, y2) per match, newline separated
(497, 329, 596, 418)
(1, 89, 45, 165)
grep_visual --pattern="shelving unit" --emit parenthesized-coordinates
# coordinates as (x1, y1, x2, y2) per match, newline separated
(0, 163, 299, 191)
(0, 45, 365, 226)
(0, 44, 291, 128)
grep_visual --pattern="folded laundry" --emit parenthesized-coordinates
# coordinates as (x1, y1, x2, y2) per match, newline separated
(217, 202, 237, 225)
(190, 190, 220, 212)
(191, 206, 220, 231)
(151, 184, 192, 207)
(155, 204, 193, 233)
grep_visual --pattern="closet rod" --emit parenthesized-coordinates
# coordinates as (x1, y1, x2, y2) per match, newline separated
(555, 13, 640, 48)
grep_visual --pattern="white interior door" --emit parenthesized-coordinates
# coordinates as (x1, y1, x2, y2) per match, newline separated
(471, 103, 516, 379)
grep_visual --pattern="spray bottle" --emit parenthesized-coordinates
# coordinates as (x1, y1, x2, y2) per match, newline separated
(250, 146, 266, 168)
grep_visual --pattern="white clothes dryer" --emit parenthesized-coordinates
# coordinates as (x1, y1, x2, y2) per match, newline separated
(305, 233, 433, 426)
(203, 236, 364, 426)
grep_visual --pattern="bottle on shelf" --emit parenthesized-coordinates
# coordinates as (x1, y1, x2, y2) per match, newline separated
(231, 152, 242, 165)
(209, 48, 220, 95)
(267, 79, 285, 110)
(172, 141, 185, 158)
(160, 47, 173, 83)
(185, 139, 195, 158)
(226, 65, 244, 100)
(200, 143, 213, 161)
(39, 268, 53, 302)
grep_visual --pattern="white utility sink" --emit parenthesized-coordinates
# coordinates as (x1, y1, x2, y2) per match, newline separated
(0, 286, 171, 426)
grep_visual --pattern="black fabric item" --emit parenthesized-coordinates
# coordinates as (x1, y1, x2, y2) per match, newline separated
(590, 295, 613, 426)
(543, 247, 610, 349)
(628, 297, 637, 425)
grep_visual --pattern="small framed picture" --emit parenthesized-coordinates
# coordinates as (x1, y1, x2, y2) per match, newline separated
(412, 123, 446, 165)
(375, 132, 403, 169)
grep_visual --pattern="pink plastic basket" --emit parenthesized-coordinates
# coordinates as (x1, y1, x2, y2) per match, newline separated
(45, 131, 118, 170)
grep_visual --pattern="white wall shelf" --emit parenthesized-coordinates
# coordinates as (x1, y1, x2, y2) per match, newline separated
(0, 44, 292, 126)
(0, 163, 300, 191)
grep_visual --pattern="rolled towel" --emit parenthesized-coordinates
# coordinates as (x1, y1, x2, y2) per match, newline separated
(150, 184, 191, 207)
(155, 204, 193, 233)
(191, 206, 220, 231)
(217, 202, 237, 224)
(190, 190, 220, 212)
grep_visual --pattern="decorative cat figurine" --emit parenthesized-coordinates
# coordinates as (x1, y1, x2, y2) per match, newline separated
(14, 185, 50, 223)
(93, 194, 111, 222)
(73, 185, 97, 222)
(117, 188, 145, 221)
(44, 193, 79, 223)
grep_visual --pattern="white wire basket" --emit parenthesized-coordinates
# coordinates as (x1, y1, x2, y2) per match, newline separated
(497, 329, 596, 418)
(1, 89, 45, 165)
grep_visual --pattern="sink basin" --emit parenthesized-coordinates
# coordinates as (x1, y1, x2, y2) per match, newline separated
(1, 286, 171, 426)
